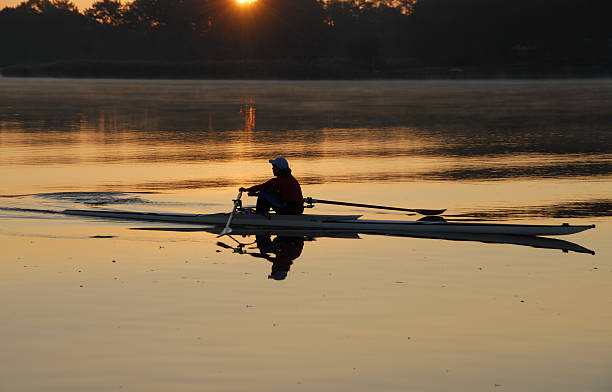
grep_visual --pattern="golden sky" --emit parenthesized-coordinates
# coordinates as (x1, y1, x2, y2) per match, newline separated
(0, 0, 408, 12)
(1, 0, 112, 10)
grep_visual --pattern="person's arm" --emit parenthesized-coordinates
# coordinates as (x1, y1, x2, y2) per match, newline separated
(241, 178, 277, 193)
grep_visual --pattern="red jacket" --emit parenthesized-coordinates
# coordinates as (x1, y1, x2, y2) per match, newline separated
(247, 175, 304, 204)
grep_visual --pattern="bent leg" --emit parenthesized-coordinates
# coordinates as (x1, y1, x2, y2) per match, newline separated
(256, 191, 285, 215)
(255, 194, 273, 214)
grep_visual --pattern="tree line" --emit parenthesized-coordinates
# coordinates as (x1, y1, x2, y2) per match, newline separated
(1, 0, 610, 76)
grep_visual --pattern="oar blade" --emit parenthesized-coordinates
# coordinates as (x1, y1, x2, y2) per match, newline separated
(216, 241, 233, 249)
(411, 208, 446, 216)
(217, 227, 232, 237)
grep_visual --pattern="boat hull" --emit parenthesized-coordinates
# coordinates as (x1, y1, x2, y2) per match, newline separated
(63, 209, 595, 236)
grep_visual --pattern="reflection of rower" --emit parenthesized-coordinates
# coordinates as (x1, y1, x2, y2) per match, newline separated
(255, 235, 304, 280)
(216, 234, 305, 280)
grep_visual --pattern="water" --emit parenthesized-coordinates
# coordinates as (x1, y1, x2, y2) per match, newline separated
(1, 78, 611, 391)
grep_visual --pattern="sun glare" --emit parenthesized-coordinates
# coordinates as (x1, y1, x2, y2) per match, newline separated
(236, 0, 257, 4)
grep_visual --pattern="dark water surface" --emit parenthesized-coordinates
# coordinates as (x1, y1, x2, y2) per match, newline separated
(1, 78, 611, 392)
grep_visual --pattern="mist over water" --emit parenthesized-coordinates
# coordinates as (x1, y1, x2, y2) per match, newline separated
(1, 79, 611, 191)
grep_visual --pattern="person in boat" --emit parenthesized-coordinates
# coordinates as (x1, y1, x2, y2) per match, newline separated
(240, 157, 304, 215)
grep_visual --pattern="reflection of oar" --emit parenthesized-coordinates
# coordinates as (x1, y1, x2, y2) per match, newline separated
(305, 197, 446, 216)
(216, 241, 234, 249)
(216, 240, 262, 257)
(218, 190, 243, 237)
(216, 241, 246, 253)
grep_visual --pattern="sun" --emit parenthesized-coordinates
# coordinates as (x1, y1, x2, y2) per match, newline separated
(236, 0, 257, 4)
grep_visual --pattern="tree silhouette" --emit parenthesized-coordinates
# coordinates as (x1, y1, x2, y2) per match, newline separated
(0, 0, 88, 65)
(1, 0, 610, 75)
(86, 0, 125, 26)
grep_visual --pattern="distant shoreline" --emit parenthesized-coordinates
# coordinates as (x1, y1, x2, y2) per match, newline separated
(2, 60, 610, 80)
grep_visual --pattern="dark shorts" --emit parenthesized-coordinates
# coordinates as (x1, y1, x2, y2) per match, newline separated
(256, 191, 304, 215)
(275, 202, 304, 215)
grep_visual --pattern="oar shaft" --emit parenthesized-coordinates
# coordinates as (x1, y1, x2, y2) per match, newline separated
(218, 190, 243, 237)
(306, 198, 412, 212)
(305, 198, 446, 216)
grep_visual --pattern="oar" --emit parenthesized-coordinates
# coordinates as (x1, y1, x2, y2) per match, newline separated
(216, 241, 234, 249)
(217, 190, 243, 237)
(305, 197, 446, 216)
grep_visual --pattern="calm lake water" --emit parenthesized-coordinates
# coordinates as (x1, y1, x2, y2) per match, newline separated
(1, 78, 611, 391)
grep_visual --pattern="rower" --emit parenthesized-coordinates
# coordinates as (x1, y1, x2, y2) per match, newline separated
(240, 157, 304, 215)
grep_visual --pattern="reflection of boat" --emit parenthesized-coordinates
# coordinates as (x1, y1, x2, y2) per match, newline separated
(65, 209, 595, 236)
(395, 231, 595, 255)
(133, 225, 595, 255)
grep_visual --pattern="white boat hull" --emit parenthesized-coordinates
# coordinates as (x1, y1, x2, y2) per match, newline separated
(63, 209, 595, 237)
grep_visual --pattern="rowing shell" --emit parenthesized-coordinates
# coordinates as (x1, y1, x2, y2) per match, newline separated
(63, 209, 595, 237)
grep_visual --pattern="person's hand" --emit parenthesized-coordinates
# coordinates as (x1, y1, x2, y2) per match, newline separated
(239, 187, 247, 192)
